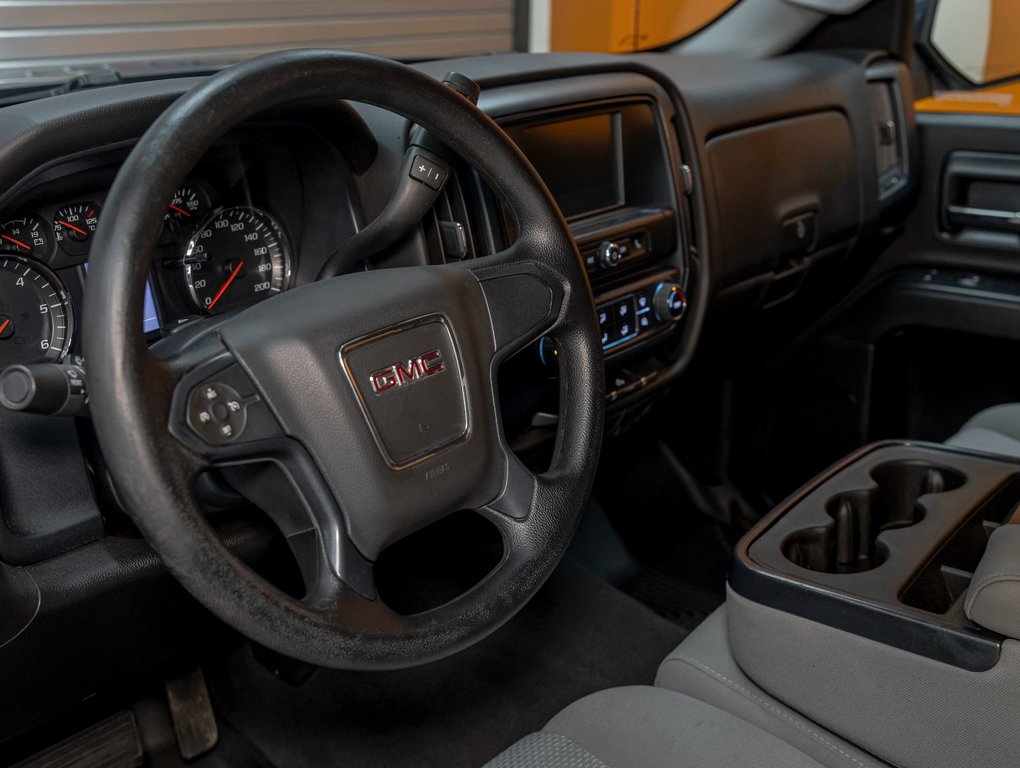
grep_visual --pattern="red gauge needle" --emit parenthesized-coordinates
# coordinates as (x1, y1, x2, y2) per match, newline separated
(207, 260, 245, 311)
(168, 204, 191, 218)
(0, 318, 10, 336)
(0, 234, 30, 251)
(57, 219, 88, 236)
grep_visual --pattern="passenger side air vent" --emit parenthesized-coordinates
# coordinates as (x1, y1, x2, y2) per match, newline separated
(866, 77, 907, 200)
(423, 165, 501, 263)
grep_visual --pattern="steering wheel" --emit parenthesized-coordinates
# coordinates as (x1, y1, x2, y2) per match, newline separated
(82, 50, 604, 669)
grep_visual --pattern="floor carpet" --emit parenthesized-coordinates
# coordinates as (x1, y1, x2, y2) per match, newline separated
(204, 559, 687, 768)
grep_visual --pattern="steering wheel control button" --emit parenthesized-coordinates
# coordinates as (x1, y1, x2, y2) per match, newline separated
(653, 282, 686, 322)
(340, 317, 467, 468)
(188, 382, 247, 443)
(176, 360, 282, 450)
(409, 155, 449, 191)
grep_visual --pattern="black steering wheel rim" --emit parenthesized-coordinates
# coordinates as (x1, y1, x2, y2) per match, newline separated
(83, 49, 604, 669)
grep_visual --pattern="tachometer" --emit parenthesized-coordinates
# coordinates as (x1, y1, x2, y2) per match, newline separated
(0, 214, 53, 258)
(182, 206, 290, 315)
(0, 255, 73, 367)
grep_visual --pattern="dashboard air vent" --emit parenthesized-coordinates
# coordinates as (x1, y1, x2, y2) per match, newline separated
(423, 165, 499, 263)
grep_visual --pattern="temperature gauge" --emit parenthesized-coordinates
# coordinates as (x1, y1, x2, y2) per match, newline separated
(53, 202, 101, 256)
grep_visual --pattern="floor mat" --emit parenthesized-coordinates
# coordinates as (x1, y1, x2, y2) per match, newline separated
(205, 559, 686, 768)
(620, 521, 730, 630)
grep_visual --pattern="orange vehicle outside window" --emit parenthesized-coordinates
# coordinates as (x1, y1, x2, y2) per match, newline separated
(549, 0, 738, 53)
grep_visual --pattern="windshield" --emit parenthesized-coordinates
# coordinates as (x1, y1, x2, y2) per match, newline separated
(0, 1, 740, 90)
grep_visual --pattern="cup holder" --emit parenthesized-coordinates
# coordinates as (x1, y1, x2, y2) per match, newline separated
(783, 461, 966, 574)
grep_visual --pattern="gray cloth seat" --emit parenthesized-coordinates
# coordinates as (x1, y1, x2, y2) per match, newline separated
(655, 607, 887, 768)
(485, 607, 887, 768)
(946, 403, 1020, 457)
(485, 403, 1020, 768)
(484, 685, 829, 768)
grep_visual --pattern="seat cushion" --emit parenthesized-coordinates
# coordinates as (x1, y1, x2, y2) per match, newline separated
(484, 686, 828, 768)
(946, 403, 1020, 458)
(655, 607, 887, 768)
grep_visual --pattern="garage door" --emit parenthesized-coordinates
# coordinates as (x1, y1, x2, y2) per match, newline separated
(0, 0, 518, 69)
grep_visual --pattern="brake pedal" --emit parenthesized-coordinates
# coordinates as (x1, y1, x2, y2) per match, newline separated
(164, 665, 219, 760)
(11, 711, 142, 768)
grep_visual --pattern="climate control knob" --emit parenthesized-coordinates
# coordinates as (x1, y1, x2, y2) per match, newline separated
(596, 240, 622, 270)
(653, 282, 686, 322)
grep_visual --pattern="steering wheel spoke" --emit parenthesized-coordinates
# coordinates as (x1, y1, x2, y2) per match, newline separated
(217, 456, 376, 605)
(460, 241, 567, 363)
(481, 440, 539, 521)
(160, 346, 375, 600)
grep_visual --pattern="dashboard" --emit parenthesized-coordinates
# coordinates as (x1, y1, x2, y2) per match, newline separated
(0, 53, 915, 420)
(0, 48, 917, 743)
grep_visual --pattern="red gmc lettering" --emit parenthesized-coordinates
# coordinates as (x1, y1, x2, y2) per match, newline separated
(369, 350, 445, 394)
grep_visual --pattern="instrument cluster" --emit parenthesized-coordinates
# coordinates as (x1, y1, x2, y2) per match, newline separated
(0, 181, 293, 368)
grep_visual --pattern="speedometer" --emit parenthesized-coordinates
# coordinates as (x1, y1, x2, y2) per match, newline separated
(182, 206, 291, 315)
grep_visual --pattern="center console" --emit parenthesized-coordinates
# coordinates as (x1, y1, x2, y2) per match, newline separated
(732, 442, 1020, 670)
(497, 86, 691, 406)
(728, 442, 1020, 768)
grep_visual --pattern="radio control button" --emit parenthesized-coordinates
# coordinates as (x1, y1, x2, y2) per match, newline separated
(597, 240, 622, 269)
(597, 305, 611, 346)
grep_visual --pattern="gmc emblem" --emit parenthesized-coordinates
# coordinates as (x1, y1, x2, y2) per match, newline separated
(369, 349, 445, 394)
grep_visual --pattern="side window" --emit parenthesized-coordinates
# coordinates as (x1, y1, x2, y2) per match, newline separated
(927, 0, 1020, 85)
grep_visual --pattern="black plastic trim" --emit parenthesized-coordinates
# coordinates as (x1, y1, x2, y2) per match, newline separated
(730, 440, 1010, 671)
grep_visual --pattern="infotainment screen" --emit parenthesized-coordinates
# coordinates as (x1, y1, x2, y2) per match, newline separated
(520, 113, 623, 219)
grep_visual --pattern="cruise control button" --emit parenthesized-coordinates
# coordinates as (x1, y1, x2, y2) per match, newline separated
(409, 155, 449, 190)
